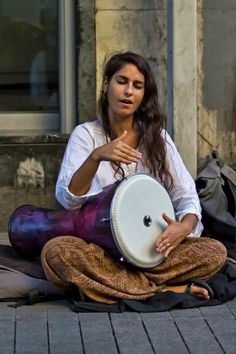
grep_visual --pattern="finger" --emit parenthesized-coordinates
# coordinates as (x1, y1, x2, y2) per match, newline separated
(115, 133, 142, 159)
(114, 145, 142, 162)
(165, 245, 175, 258)
(112, 153, 139, 164)
(162, 212, 175, 225)
(156, 226, 169, 246)
(156, 238, 170, 252)
(116, 130, 128, 141)
(119, 146, 142, 159)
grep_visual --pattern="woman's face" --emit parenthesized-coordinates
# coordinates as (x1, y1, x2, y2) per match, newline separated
(105, 63, 145, 122)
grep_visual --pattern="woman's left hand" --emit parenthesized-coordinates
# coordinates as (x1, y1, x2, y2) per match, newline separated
(156, 213, 191, 257)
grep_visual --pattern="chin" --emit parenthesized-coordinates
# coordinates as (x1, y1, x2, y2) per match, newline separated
(118, 113, 133, 120)
(119, 109, 135, 117)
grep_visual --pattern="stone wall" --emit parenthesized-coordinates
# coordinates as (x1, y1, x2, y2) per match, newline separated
(197, 0, 236, 166)
(77, 0, 168, 121)
(96, 0, 167, 112)
(77, 0, 96, 122)
(0, 136, 67, 231)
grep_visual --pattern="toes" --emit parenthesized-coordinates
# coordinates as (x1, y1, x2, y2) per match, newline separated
(191, 285, 209, 299)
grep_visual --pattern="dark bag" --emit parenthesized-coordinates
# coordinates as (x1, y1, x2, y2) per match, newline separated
(195, 150, 236, 258)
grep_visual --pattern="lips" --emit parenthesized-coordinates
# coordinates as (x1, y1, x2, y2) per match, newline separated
(119, 99, 133, 104)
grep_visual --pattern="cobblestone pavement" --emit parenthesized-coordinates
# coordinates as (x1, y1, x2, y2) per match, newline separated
(1, 233, 236, 354)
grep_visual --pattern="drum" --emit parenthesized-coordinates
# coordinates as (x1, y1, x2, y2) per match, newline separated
(8, 174, 175, 268)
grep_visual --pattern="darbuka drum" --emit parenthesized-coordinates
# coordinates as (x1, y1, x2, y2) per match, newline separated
(9, 174, 175, 268)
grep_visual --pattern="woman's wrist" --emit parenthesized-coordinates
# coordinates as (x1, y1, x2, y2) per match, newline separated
(91, 147, 102, 162)
(180, 214, 198, 235)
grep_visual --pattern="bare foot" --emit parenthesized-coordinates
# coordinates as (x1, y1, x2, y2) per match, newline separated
(162, 284, 210, 299)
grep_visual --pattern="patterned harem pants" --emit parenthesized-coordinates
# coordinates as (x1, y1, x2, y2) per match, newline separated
(41, 236, 227, 304)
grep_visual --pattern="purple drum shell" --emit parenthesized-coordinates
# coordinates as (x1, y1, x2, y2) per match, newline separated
(8, 182, 122, 259)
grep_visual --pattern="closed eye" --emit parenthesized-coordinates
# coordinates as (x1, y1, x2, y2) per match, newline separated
(134, 81, 144, 89)
(115, 75, 144, 89)
(117, 78, 127, 84)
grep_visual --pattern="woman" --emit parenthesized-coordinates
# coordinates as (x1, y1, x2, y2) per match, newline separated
(41, 52, 226, 304)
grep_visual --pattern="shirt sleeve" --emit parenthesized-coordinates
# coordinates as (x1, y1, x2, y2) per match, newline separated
(163, 132, 203, 236)
(55, 124, 103, 210)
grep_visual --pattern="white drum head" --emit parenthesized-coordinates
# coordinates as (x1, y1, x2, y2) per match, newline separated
(110, 174, 175, 268)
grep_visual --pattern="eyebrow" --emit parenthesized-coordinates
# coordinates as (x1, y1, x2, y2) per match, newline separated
(115, 75, 144, 85)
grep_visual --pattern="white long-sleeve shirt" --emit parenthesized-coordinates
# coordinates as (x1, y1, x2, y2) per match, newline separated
(56, 119, 203, 236)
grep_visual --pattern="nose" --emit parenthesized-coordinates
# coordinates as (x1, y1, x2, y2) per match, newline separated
(124, 82, 133, 96)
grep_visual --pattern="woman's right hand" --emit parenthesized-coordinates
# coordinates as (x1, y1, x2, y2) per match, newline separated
(92, 130, 142, 165)
(69, 131, 141, 196)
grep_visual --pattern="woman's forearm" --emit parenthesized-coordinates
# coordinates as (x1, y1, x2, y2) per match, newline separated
(68, 149, 101, 196)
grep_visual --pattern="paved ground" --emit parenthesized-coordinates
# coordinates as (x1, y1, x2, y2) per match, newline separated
(1, 232, 236, 354)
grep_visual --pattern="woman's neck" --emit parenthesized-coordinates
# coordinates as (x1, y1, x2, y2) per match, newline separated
(109, 114, 135, 135)
(110, 118, 141, 149)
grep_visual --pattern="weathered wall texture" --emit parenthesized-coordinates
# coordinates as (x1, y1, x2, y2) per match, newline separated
(77, 0, 96, 122)
(0, 137, 67, 231)
(171, 0, 197, 177)
(96, 0, 167, 112)
(197, 0, 236, 166)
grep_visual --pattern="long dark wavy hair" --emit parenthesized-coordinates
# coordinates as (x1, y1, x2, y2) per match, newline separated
(98, 51, 173, 189)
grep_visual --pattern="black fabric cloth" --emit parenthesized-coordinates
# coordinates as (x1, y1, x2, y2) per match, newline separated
(66, 259, 236, 313)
